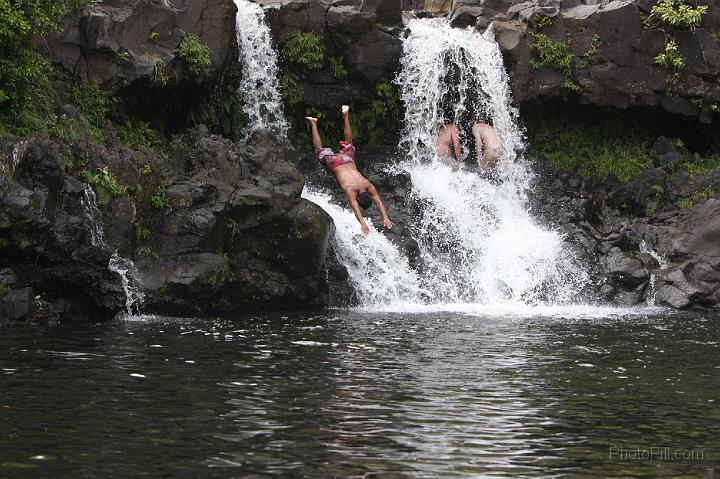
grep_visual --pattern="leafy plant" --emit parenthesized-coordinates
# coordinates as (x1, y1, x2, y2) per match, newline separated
(175, 33, 213, 77)
(533, 13, 553, 31)
(116, 120, 163, 148)
(85, 166, 127, 205)
(577, 34, 602, 68)
(33, 294, 44, 312)
(356, 81, 403, 147)
(649, 0, 707, 29)
(677, 185, 715, 208)
(66, 81, 110, 124)
(150, 184, 170, 209)
(139, 164, 152, 175)
(655, 38, 685, 86)
(530, 32, 580, 91)
(0, 1, 93, 135)
(282, 32, 324, 71)
(227, 219, 240, 238)
(328, 56, 348, 80)
(281, 72, 304, 106)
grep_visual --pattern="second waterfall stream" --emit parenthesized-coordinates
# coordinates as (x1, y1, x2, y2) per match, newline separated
(304, 19, 589, 310)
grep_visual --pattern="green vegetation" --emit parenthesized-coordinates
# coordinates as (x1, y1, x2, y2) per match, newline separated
(655, 38, 685, 86)
(529, 15, 602, 92)
(116, 120, 163, 148)
(139, 164, 152, 175)
(281, 72, 304, 106)
(85, 166, 127, 205)
(328, 56, 348, 80)
(33, 294, 44, 312)
(282, 32, 324, 71)
(643, 0, 707, 89)
(530, 32, 579, 91)
(150, 184, 170, 209)
(648, 0, 707, 29)
(355, 81, 403, 147)
(0, 0, 92, 135)
(66, 81, 111, 124)
(137, 245, 159, 261)
(677, 185, 715, 208)
(175, 33, 213, 77)
(227, 219, 240, 239)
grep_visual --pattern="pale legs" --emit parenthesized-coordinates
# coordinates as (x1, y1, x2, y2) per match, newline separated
(436, 123, 462, 164)
(473, 122, 501, 167)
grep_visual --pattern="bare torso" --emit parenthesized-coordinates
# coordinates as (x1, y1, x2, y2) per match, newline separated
(436, 124, 461, 160)
(473, 122, 501, 167)
(333, 163, 371, 196)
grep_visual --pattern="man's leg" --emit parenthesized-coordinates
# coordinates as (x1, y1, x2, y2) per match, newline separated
(341, 105, 352, 143)
(306, 116, 322, 149)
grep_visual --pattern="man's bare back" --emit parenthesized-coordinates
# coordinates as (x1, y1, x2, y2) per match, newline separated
(436, 123, 461, 164)
(306, 105, 395, 235)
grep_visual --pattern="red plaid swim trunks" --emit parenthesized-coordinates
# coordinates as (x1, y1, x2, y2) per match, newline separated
(315, 141, 355, 171)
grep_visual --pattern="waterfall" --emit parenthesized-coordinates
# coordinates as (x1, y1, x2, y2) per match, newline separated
(82, 184, 145, 316)
(640, 240, 669, 306)
(305, 18, 589, 309)
(234, 0, 288, 136)
(302, 189, 427, 307)
(398, 19, 588, 305)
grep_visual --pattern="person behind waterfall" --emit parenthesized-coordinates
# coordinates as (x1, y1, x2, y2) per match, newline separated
(306, 105, 395, 236)
(436, 123, 462, 165)
(472, 119, 501, 167)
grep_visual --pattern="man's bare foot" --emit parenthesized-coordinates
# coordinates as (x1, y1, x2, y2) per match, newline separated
(341, 105, 350, 115)
(305, 116, 318, 125)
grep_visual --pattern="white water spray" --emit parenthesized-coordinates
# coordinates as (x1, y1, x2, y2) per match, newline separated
(82, 184, 145, 316)
(234, 0, 288, 136)
(640, 240, 669, 307)
(305, 19, 589, 309)
(303, 189, 427, 307)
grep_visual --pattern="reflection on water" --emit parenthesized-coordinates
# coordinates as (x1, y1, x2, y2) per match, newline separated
(1, 311, 719, 478)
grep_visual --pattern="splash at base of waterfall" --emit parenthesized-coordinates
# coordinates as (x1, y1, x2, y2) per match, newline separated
(82, 184, 145, 317)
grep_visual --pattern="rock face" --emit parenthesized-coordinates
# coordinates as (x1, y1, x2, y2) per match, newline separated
(445, 0, 720, 121)
(531, 160, 720, 310)
(135, 128, 334, 314)
(0, 124, 334, 321)
(38, 0, 237, 91)
(265, 0, 404, 101)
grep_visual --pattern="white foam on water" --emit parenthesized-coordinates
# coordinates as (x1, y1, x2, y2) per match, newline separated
(234, 0, 288, 137)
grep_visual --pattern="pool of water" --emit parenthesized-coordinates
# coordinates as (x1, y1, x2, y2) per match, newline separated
(2, 309, 719, 478)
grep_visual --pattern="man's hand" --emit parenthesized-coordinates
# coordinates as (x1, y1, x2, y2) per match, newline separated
(361, 223, 370, 236)
(341, 105, 350, 116)
(383, 218, 395, 229)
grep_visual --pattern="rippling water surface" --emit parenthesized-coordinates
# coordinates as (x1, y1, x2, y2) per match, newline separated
(2, 310, 719, 478)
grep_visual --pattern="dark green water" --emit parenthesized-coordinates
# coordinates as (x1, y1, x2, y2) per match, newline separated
(1, 310, 719, 478)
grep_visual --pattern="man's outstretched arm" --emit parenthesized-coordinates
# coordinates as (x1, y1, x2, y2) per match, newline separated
(341, 105, 352, 143)
(367, 184, 395, 229)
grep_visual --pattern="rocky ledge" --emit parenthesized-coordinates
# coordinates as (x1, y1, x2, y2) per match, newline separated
(0, 121, 333, 321)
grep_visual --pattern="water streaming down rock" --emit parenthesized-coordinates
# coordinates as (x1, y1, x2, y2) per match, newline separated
(302, 189, 426, 306)
(81, 184, 144, 316)
(640, 240, 669, 307)
(396, 18, 588, 305)
(234, 0, 288, 137)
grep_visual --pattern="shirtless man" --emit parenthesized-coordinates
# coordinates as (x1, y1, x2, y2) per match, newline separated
(306, 105, 395, 235)
(472, 121, 501, 167)
(436, 123, 462, 164)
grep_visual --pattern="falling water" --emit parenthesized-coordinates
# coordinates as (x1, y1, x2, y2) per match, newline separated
(305, 19, 589, 309)
(82, 184, 145, 316)
(302, 189, 426, 307)
(396, 18, 588, 305)
(640, 240, 669, 306)
(234, 0, 288, 136)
